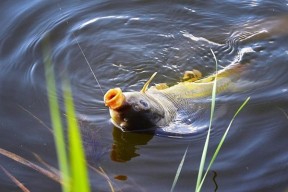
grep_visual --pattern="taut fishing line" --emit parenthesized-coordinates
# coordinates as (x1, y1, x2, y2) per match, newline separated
(57, 3, 105, 96)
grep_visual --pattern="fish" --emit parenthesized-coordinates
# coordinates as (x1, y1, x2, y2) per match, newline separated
(104, 62, 246, 132)
(102, 14, 288, 132)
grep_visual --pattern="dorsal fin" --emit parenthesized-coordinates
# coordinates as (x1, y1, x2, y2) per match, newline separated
(140, 72, 157, 93)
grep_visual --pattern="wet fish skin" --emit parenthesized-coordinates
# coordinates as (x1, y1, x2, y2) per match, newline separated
(104, 62, 244, 131)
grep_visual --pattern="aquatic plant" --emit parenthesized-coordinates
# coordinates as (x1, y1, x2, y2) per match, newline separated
(195, 49, 219, 191)
(196, 96, 250, 192)
(170, 146, 189, 192)
(170, 49, 250, 192)
(43, 37, 90, 192)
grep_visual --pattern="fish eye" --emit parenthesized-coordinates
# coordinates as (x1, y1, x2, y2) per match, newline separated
(139, 100, 148, 108)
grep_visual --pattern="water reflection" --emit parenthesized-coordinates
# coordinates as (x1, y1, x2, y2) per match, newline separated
(110, 127, 154, 162)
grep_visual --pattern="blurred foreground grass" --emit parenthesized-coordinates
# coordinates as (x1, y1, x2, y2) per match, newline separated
(43, 37, 90, 192)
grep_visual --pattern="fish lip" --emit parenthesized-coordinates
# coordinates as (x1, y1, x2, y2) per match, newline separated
(104, 88, 125, 110)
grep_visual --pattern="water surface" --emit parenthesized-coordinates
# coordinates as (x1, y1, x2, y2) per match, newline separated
(1, 0, 288, 191)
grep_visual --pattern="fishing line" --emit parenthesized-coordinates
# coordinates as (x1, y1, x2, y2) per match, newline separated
(57, 3, 105, 96)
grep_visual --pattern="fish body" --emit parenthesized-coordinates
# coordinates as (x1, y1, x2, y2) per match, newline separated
(104, 62, 245, 131)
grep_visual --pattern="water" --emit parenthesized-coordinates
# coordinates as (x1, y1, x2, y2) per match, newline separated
(1, 0, 288, 191)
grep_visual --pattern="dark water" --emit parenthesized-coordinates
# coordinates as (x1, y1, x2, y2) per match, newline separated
(1, 0, 288, 191)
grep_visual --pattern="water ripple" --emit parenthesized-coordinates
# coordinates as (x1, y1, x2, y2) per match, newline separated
(1, 1, 288, 191)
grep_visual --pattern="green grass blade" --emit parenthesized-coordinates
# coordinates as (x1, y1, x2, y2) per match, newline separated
(63, 77, 91, 192)
(170, 145, 189, 192)
(43, 38, 70, 192)
(195, 49, 218, 191)
(197, 97, 250, 192)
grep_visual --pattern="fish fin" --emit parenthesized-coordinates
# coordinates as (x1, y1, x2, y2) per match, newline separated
(182, 69, 202, 82)
(155, 83, 169, 90)
(141, 72, 157, 93)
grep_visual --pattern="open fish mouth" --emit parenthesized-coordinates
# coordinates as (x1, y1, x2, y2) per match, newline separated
(104, 88, 125, 110)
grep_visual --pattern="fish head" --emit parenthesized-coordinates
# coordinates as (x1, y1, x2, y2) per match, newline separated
(104, 88, 165, 131)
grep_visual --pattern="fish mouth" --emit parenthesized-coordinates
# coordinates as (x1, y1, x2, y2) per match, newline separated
(104, 88, 125, 110)
(104, 88, 127, 130)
